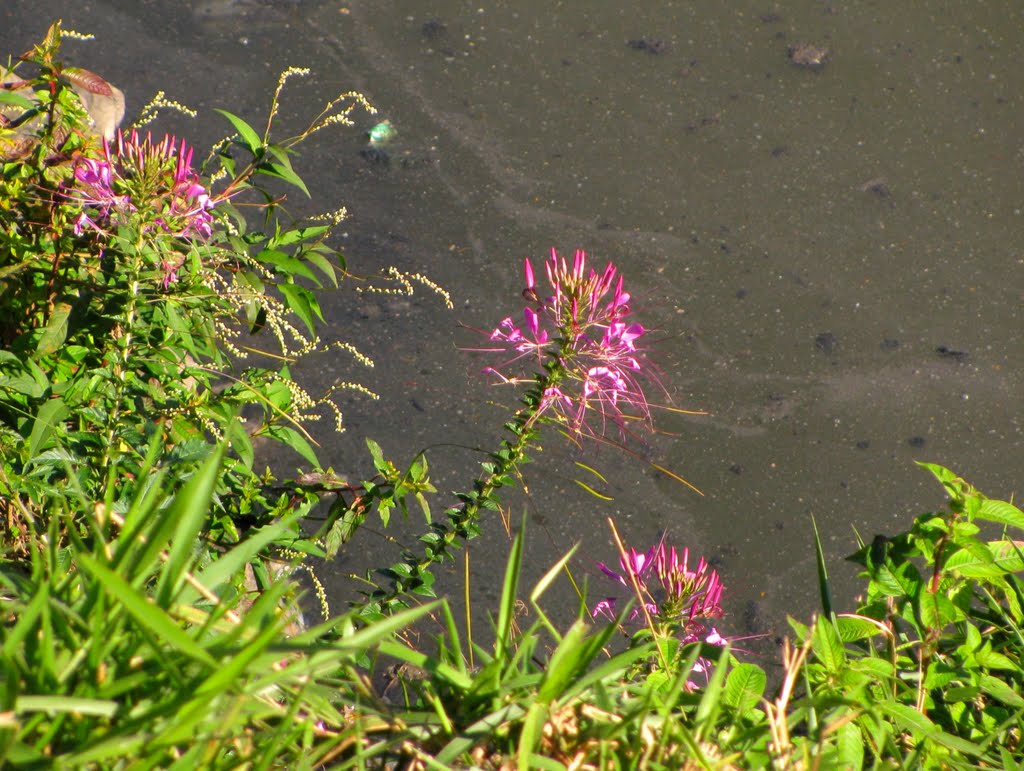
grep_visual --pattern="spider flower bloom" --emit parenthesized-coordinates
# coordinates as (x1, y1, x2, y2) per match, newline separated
(591, 540, 725, 641)
(654, 545, 724, 625)
(69, 130, 216, 245)
(483, 248, 658, 438)
(70, 157, 134, 234)
(593, 544, 660, 622)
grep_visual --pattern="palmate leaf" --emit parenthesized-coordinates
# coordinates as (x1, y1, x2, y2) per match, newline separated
(723, 662, 766, 715)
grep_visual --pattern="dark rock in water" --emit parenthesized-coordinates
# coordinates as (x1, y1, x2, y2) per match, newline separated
(908, 436, 927, 448)
(729, 463, 745, 475)
(359, 146, 390, 165)
(744, 600, 772, 635)
(855, 440, 870, 450)
(881, 337, 900, 351)
(421, 18, 446, 40)
(814, 332, 838, 355)
(863, 179, 891, 198)
(935, 345, 968, 362)
(628, 38, 670, 55)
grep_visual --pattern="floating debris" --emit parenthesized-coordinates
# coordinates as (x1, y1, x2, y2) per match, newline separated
(628, 37, 670, 55)
(935, 345, 969, 362)
(788, 43, 830, 71)
(367, 120, 396, 146)
(421, 18, 446, 40)
(359, 146, 390, 165)
(814, 331, 838, 355)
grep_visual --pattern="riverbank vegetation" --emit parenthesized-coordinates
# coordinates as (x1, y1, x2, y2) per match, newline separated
(3, 23, 1023, 769)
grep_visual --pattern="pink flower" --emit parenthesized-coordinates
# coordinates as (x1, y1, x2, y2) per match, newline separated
(66, 131, 218, 282)
(483, 248, 660, 439)
(592, 539, 725, 639)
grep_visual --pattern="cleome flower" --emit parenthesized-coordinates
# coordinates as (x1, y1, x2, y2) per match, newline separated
(482, 248, 659, 439)
(592, 538, 727, 687)
(66, 129, 217, 286)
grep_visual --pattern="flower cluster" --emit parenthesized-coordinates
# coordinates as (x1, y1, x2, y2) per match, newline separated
(68, 129, 216, 286)
(592, 540, 726, 684)
(483, 248, 657, 438)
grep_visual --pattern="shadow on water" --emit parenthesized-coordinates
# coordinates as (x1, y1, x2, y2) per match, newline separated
(5, 0, 1023, 660)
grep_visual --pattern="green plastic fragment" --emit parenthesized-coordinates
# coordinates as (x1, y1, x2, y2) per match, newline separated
(368, 120, 396, 145)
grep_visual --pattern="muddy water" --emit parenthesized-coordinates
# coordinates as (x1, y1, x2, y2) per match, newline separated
(5, 1, 1023, 653)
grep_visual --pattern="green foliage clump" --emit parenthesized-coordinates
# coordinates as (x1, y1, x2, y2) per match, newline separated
(0, 22, 369, 547)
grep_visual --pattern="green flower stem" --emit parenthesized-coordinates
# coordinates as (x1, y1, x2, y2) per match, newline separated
(362, 368, 559, 618)
(99, 237, 143, 475)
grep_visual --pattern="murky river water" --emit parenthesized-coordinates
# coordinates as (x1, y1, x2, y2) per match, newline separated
(4, 1, 1023, 657)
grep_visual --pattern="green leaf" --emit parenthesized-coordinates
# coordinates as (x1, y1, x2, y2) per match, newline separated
(0, 90, 36, 110)
(836, 615, 885, 642)
(261, 144, 310, 197)
(270, 224, 330, 247)
(812, 616, 846, 673)
(977, 499, 1024, 530)
(946, 541, 1024, 577)
(303, 249, 339, 287)
(256, 249, 319, 284)
(1, 583, 48, 659)
(214, 108, 264, 153)
(812, 513, 835, 622)
(495, 519, 526, 661)
(518, 702, 549, 770)
(973, 646, 1017, 671)
(916, 461, 960, 490)
(36, 301, 71, 355)
(724, 663, 766, 714)
(182, 511, 302, 605)
(835, 720, 864, 771)
(27, 398, 67, 459)
(873, 560, 923, 599)
(278, 282, 321, 336)
(16, 695, 117, 717)
(224, 418, 254, 468)
(979, 673, 1024, 707)
(155, 446, 225, 607)
(916, 589, 960, 630)
(265, 424, 320, 467)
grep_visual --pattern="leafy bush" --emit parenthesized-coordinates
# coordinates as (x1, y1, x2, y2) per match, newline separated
(1, 22, 373, 548)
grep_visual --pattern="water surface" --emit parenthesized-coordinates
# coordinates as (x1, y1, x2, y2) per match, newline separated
(5, 0, 1023, 654)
